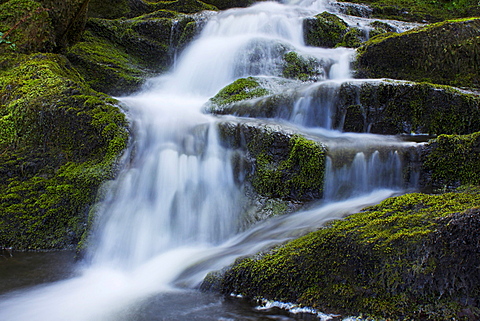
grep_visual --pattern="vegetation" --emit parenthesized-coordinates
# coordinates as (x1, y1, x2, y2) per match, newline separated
(221, 188, 480, 319)
(210, 77, 271, 106)
(422, 132, 480, 190)
(339, 0, 480, 22)
(0, 53, 128, 249)
(356, 18, 480, 89)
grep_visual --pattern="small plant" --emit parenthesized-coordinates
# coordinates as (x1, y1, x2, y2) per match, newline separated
(0, 31, 16, 50)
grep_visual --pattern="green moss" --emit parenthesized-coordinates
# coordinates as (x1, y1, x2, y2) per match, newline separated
(0, 53, 128, 250)
(423, 132, 480, 190)
(67, 13, 197, 95)
(339, 0, 480, 22)
(337, 27, 366, 48)
(221, 189, 480, 319)
(88, 0, 130, 19)
(356, 18, 480, 89)
(210, 77, 271, 106)
(282, 51, 320, 81)
(251, 134, 326, 200)
(67, 29, 147, 95)
(0, 0, 54, 53)
(339, 80, 480, 135)
(304, 12, 348, 48)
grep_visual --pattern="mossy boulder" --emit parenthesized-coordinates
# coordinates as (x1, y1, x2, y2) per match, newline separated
(0, 0, 89, 54)
(282, 51, 323, 81)
(88, 0, 217, 19)
(209, 77, 271, 106)
(67, 14, 198, 95)
(219, 188, 480, 319)
(303, 12, 349, 48)
(210, 79, 480, 136)
(201, 0, 254, 10)
(334, 80, 480, 135)
(0, 53, 128, 250)
(217, 120, 326, 202)
(338, 0, 480, 23)
(421, 132, 480, 191)
(356, 18, 480, 89)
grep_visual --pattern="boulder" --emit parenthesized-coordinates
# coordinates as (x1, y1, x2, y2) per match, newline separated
(0, 53, 128, 250)
(217, 188, 480, 319)
(355, 18, 480, 89)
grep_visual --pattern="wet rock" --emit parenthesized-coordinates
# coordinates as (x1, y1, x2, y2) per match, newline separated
(210, 79, 480, 136)
(355, 18, 480, 89)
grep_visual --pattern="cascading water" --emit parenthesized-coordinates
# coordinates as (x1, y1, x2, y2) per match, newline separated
(0, 0, 418, 320)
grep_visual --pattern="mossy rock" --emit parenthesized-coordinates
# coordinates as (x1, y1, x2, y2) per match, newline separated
(421, 132, 480, 191)
(338, 0, 480, 22)
(217, 120, 326, 201)
(282, 51, 323, 81)
(201, 0, 254, 10)
(335, 80, 480, 135)
(67, 14, 197, 95)
(303, 12, 349, 48)
(209, 77, 271, 106)
(356, 18, 480, 89)
(0, 53, 128, 250)
(210, 79, 480, 136)
(0, 0, 89, 54)
(220, 188, 480, 319)
(88, 0, 217, 19)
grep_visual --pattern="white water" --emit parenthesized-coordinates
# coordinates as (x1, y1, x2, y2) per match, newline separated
(0, 1, 415, 320)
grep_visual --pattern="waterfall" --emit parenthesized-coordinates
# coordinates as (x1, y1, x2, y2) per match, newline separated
(0, 1, 417, 320)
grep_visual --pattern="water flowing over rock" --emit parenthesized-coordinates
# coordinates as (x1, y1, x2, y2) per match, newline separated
(0, 0, 479, 320)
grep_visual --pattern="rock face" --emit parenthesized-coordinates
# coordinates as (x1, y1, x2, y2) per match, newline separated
(218, 189, 480, 320)
(217, 120, 327, 202)
(355, 18, 480, 89)
(0, 0, 89, 54)
(0, 53, 128, 249)
(421, 132, 480, 191)
(209, 79, 480, 136)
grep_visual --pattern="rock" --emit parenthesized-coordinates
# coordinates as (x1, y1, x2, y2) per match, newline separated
(210, 79, 480, 136)
(303, 12, 348, 48)
(217, 119, 327, 202)
(0, 0, 89, 54)
(0, 53, 128, 250)
(420, 132, 480, 191)
(355, 18, 480, 89)
(218, 188, 480, 319)
(67, 14, 198, 95)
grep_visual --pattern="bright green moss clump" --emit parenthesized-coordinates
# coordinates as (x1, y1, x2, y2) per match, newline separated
(221, 189, 480, 319)
(0, 53, 128, 249)
(210, 77, 271, 106)
(282, 51, 321, 81)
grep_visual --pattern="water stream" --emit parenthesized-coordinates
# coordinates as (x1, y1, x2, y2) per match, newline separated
(0, 0, 418, 320)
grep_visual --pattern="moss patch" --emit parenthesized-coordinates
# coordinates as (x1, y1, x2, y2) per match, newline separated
(422, 132, 480, 190)
(356, 18, 480, 89)
(303, 12, 348, 48)
(282, 51, 321, 81)
(0, 53, 128, 249)
(339, 0, 480, 22)
(221, 188, 480, 319)
(210, 77, 271, 106)
(67, 14, 197, 95)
